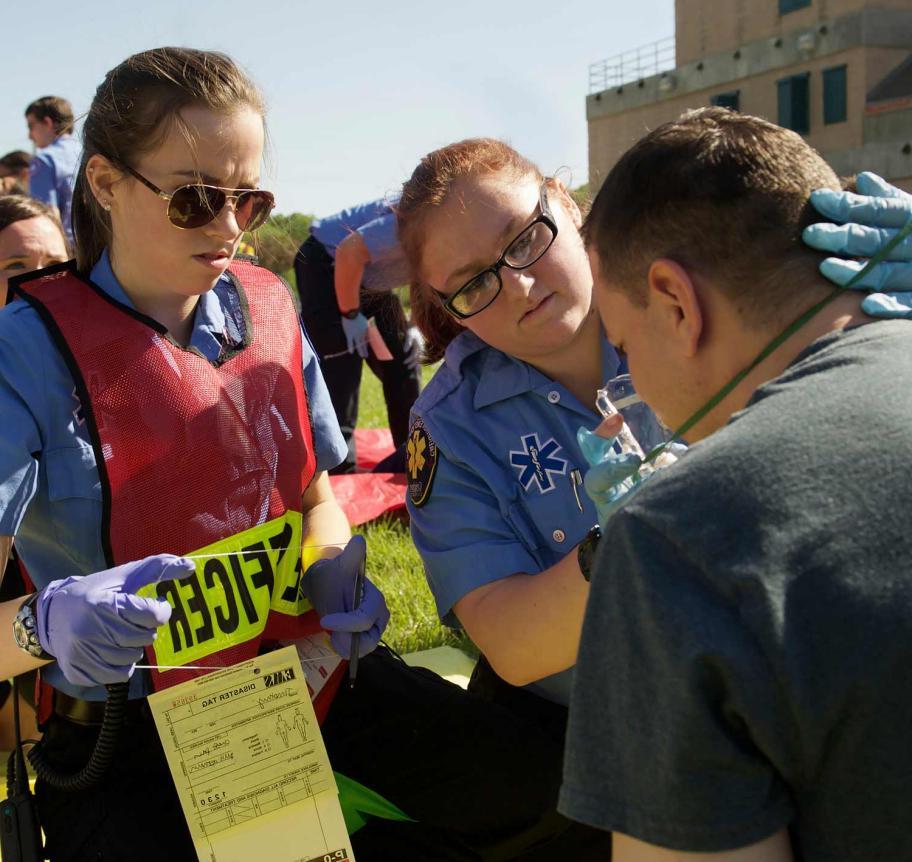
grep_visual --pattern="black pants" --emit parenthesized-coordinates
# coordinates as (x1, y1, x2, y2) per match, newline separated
(465, 656, 613, 860)
(35, 649, 581, 861)
(295, 236, 421, 474)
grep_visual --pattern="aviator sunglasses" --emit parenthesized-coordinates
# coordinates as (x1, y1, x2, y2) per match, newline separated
(118, 163, 275, 232)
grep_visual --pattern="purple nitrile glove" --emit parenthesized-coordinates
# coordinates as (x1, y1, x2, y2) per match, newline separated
(341, 313, 370, 358)
(36, 554, 195, 687)
(302, 535, 390, 659)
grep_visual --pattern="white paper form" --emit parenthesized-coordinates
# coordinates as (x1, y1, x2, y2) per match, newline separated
(148, 645, 354, 862)
(282, 632, 343, 701)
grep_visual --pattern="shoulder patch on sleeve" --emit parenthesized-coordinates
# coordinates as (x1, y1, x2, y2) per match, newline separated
(407, 417, 438, 508)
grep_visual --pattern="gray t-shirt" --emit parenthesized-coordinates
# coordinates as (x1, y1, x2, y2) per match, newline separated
(559, 321, 912, 860)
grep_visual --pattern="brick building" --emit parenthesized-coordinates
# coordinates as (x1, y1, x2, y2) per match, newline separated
(587, 0, 912, 191)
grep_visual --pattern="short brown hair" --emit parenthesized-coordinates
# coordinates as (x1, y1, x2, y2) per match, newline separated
(72, 48, 265, 272)
(25, 96, 74, 136)
(585, 107, 840, 326)
(0, 151, 32, 172)
(0, 194, 66, 240)
(397, 138, 543, 363)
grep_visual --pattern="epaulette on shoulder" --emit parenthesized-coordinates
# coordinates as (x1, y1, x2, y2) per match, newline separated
(412, 360, 462, 415)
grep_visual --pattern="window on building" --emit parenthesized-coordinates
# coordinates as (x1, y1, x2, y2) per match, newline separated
(711, 91, 741, 111)
(779, 0, 811, 13)
(778, 72, 811, 134)
(823, 65, 848, 124)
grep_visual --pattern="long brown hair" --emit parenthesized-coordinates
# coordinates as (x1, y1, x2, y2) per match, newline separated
(397, 138, 542, 363)
(72, 47, 265, 272)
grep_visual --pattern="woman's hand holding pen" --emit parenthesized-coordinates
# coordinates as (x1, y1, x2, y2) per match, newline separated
(302, 535, 390, 659)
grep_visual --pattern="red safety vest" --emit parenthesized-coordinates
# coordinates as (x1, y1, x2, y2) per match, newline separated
(14, 259, 344, 720)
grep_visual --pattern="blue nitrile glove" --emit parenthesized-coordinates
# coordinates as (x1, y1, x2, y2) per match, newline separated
(302, 535, 390, 659)
(577, 426, 644, 526)
(341, 313, 370, 358)
(804, 172, 912, 319)
(35, 554, 195, 687)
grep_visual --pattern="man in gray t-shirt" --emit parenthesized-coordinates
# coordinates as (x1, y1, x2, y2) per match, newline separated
(559, 108, 912, 861)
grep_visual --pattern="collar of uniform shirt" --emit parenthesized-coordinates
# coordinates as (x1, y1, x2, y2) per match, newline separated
(90, 247, 233, 361)
(472, 329, 622, 410)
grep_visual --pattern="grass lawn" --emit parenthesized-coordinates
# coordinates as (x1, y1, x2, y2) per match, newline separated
(355, 364, 476, 658)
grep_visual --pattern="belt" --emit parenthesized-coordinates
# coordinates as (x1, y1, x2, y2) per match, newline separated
(52, 690, 147, 727)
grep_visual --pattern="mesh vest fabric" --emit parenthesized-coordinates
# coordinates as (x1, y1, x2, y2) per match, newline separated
(12, 261, 340, 710)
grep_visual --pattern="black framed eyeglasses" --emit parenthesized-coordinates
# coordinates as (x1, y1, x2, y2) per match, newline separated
(119, 164, 275, 232)
(434, 181, 558, 320)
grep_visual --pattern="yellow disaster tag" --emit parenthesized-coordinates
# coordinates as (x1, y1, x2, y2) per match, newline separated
(138, 511, 319, 668)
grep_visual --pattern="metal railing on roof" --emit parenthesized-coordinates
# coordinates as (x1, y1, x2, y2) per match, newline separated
(588, 35, 676, 93)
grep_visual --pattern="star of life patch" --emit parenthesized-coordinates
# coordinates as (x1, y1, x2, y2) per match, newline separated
(407, 416, 438, 507)
(509, 433, 568, 494)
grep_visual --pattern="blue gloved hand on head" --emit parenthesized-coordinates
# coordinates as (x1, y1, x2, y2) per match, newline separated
(341, 313, 370, 358)
(36, 554, 195, 687)
(302, 535, 390, 659)
(804, 172, 912, 319)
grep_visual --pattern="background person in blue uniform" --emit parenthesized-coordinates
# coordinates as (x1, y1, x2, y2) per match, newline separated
(560, 108, 912, 862)
(0, 48, 588, 862)
(294, 198, 420, 473)
(0, 150, 32, 195)
(0, 194, 66, 749)
(24, 96, 80, 246)
(0, 195, 68, 306)
(398, 137, 912, 859)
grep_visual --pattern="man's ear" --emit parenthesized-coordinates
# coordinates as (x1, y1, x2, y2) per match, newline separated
(84, 154, 125, 211)
(646, 258, 703, 357)
(547, 178, 583, 229)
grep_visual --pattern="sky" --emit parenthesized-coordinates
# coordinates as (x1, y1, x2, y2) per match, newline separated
(1, 0, 674, 217)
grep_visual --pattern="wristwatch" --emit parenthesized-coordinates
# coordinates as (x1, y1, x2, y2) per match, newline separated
(577, 524, 602, 583)
(340, 307, 362, 320)
(13, 593, 53, 660)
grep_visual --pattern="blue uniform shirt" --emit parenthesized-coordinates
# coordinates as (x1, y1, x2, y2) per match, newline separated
(28, 134, 81, 245)
(407, 330, 627, 706)
(309, 196, 408, 292)
(0, 250, 347, 700)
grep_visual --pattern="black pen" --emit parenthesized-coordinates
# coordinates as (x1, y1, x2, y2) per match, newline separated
(348, 551, 367, 688)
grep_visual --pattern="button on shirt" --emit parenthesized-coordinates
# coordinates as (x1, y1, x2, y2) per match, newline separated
(407, 330, 626, 706)
(309, 196, 409, 293)
(28, 134, 81, 245)
(0, 250, 347, 700)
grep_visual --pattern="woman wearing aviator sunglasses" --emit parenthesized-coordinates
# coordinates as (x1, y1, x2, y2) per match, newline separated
(0, 52, 565, 861)
(0, 46, 365, 860)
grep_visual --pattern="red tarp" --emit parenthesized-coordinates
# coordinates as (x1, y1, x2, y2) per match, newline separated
(328, 428, 407, 526)
(351, 427, 396, 471)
